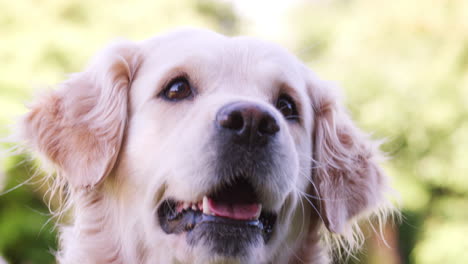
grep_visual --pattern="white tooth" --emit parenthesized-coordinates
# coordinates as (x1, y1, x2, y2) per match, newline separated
(202, 196, 211, 215)
(254, 204, 262, 220)
(183, 202, 190, 210)
(192, 204, 197, 210)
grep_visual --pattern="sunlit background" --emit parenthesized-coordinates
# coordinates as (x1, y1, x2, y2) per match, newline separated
(1, 0, 467, 263)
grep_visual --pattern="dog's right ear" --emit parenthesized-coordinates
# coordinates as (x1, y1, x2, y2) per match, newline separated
(20, 41, 140, 189)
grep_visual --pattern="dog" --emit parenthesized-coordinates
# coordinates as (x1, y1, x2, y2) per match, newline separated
(18, 28, 391, 264)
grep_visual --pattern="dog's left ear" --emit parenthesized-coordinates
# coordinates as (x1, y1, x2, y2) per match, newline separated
(20, 41, 140, 189)
(308, 77, 389, 235)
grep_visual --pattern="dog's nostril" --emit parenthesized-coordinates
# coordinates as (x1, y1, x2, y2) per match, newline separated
(219, 111, 244, 131)
(259, 116, 279, 135)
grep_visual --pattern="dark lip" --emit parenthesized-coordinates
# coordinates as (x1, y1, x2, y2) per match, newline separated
(156, 199, 277, 243)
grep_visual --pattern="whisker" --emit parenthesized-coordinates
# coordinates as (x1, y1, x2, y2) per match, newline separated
(296, 187, 326, 226)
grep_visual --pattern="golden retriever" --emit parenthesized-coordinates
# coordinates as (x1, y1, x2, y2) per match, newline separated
(18, 29, 391, 264)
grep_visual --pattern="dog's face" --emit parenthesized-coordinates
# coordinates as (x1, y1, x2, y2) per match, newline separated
(21, 29, 389, 263)
(124, 31, 312, 262)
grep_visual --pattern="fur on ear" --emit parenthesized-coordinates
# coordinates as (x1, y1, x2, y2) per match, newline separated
(21, 41, 140, 189)
(308, 77, 389, 238)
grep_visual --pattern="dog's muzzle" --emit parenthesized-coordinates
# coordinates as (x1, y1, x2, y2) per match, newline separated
(156, 101, 280, 257)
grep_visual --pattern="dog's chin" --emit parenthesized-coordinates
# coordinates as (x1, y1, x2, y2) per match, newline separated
(156, 178, 277, 258)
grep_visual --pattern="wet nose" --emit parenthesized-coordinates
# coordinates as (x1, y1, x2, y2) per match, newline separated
(216, 101, 280, 146)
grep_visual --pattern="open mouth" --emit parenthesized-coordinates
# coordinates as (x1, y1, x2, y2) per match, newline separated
(157, 178, 277, 244)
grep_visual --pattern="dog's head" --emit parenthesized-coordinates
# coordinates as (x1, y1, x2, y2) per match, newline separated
(20, 29, 390, 263)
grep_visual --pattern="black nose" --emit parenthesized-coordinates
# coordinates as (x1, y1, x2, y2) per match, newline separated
(216, 102, 280, 146)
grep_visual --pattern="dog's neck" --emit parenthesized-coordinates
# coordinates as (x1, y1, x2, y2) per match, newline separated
(57, 189, 126, 264)
(293, 215, 330, 264)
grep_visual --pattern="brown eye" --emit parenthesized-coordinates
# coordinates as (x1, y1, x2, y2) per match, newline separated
(162, 77, 193, 101)
(276, 94, 299, 121)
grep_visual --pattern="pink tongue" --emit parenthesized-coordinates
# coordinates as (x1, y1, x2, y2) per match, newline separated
(208, 198, 260, 220)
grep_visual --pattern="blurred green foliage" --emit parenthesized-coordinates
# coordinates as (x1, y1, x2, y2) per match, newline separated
(0, 156, 56, 264)
(1, 0, 467, 263)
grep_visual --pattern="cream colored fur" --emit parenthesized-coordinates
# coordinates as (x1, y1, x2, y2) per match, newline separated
(18, 29, 392, 264)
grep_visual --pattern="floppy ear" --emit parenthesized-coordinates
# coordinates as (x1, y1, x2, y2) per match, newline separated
(21, 41, 140, 189)
(308, 78, 388, 235)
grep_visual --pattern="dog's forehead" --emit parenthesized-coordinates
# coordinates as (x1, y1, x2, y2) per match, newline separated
(138, 29, 305, 90)
(141, 28, 296, 61)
